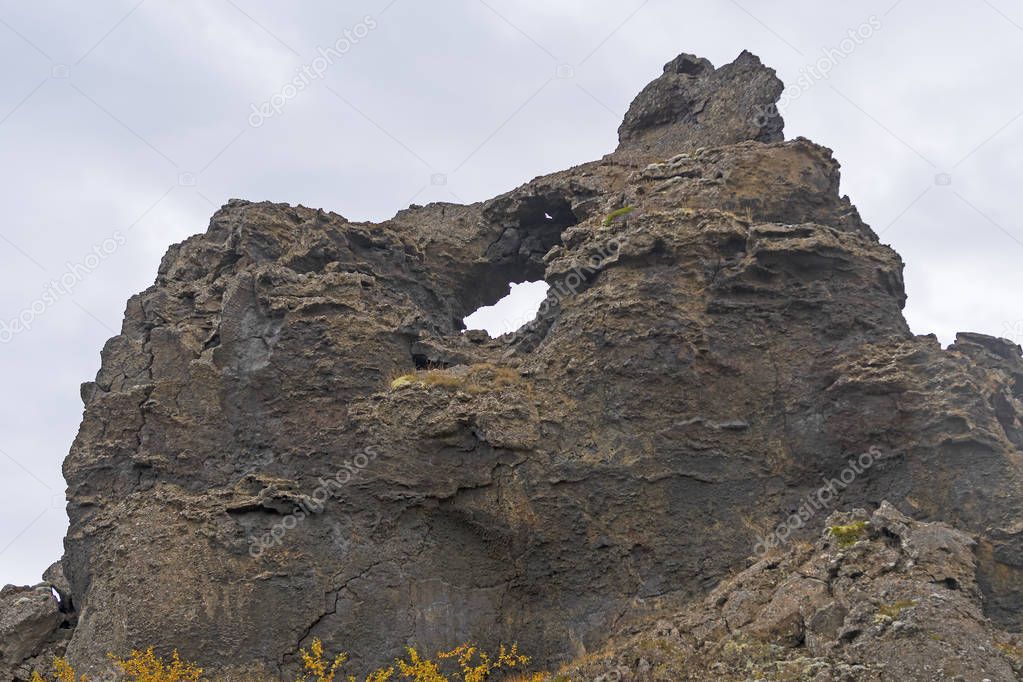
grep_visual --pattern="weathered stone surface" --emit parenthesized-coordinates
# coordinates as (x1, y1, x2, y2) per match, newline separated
(558, 503, 1023, 681)
(617, 51, 785, 161)
(24, 50, 1023, 679)
(0, 567, 73, 681)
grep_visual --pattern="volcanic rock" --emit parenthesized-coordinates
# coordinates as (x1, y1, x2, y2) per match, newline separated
(557, 503, 1023, 680)
(3, 50, 1021, 680)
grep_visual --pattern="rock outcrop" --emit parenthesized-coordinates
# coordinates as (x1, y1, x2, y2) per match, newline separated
(558, 503, 1023, 680)
(0, 564, 74, 681)
(4, 50, 1022, 679)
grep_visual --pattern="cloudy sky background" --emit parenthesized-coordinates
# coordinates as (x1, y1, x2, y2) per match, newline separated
(1, 0, 1021, 586)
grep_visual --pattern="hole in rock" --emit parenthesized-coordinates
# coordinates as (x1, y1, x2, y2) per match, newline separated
(463, 280, 550, 337)
(455, 192, 580, 323)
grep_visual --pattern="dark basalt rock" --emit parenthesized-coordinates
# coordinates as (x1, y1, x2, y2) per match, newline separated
(4, 50, 1022, 680)
(617, 50, 785, 160)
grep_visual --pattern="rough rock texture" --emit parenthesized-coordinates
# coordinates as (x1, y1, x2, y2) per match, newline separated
(3, 50, 1022, 679)
(557, 503, 1023, 681)
(0, 564, 74, 681)
(616, 51, 785, 160)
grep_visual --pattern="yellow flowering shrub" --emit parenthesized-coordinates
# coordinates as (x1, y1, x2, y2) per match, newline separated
(108, 648, 204, 682)
(393, 647, 444, 682)
(297, 638, 350, 682)
(33, 639, 557, 682)
(298, 639, 532, 681)
(30, 657, 83, 682)
(436, 643, 529, 682)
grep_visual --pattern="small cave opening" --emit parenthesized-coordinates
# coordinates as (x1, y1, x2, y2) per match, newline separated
(463, 280, 551, 337)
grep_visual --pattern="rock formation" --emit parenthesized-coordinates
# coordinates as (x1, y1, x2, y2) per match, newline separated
(3, 50, 1022, 680)
(0, 564, 74, 681)
(559, 503, 1023, 680)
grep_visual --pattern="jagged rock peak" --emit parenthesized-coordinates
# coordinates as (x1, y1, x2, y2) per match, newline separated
(617, 50, 785, 159)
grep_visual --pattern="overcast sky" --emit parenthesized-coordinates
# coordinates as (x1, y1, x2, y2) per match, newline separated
(1, 0, 1021, 587)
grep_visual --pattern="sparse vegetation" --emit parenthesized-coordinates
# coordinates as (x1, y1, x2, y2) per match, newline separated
(874, 599, 917, 623)
(997, 642, 1023, 678)
(828, 520, 869, 547)
(389, 374, 416, 390)
(635, 636, 687, 677)
(32, 649, 204, 682)
(32, 640, 553, 682)
(297, 638, 359, 681)
(388, 363, 524, 394)
(602, 205, 634, 226)
(728, 635, 851, 680)
(30, 658, 83, 682)
(995, 641, 1023, 662)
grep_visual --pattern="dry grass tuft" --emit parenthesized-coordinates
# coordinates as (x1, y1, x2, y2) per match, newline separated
(387, 363, 525, 394)
(874, 599, 917, 624)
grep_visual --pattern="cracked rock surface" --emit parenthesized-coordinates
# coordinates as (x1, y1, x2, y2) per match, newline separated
(4, 50, 1022, 679)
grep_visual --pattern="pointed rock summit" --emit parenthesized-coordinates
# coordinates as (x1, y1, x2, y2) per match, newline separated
(617, 51, 785, 158)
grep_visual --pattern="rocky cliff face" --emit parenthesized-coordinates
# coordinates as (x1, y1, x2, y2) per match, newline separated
(4, 50, 1023, 680)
